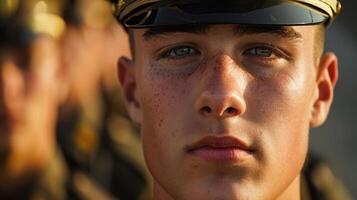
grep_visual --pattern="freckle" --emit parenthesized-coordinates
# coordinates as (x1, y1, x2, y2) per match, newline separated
(158, 119, 164, 127)
(189, 163, 199, 170)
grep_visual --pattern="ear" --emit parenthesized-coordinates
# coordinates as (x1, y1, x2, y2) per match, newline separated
(118, 56, 142, 124)
(310, 52, 338, 127)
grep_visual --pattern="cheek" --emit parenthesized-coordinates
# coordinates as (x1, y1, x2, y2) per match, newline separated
(138, 68, 193, 171)
(138, 58, 195, 128)
(246, 65, 315, 127)
(244, 69, 314, 193)
(139, 75, 190, 130)
(247, 69, 314, 158)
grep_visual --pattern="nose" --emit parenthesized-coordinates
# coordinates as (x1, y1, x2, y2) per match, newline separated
(195, 54, 246, 118)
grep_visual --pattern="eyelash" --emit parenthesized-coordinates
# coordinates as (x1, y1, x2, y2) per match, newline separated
(243, 44, 290, 60)
(157, 44, 290, 62)
(159, 45, 200, 60)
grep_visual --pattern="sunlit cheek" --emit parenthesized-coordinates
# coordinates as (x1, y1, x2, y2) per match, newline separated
(249, 71, 311, 168)
(245, 73, 311, 195)
(248, 67, 313, 122)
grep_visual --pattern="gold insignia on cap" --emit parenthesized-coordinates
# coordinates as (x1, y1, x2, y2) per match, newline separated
(295, 0, 341, 19)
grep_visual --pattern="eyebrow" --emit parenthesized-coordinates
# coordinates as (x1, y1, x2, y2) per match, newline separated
(233, 25, 302, 40)
(143, 24, 302, 41)
(143, 24, 208, 40)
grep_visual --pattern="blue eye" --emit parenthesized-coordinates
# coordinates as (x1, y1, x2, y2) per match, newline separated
(244, 46, 274, 57)
(162, 46, 199, 59)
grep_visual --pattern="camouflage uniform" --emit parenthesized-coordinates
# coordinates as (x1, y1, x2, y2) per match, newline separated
(57, 87, 151, 200)
(0, 148, 116, 200)
(0, 1, 144, 199)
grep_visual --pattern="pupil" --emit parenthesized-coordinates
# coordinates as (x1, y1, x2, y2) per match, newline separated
(256, 47, 271, 56)
(176, 47, 189, 56)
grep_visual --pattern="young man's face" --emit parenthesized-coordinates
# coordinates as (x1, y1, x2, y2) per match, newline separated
(119, 24, 337, 199)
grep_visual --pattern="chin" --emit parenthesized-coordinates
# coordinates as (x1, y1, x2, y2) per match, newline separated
(183, 188, 253, 200)
(177, 176, 259, 200)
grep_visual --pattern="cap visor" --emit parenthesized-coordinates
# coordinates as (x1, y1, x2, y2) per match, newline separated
(125, 1, 328, 27)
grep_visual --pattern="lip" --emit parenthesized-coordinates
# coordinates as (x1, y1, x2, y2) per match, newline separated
(187, 136, 253, 163)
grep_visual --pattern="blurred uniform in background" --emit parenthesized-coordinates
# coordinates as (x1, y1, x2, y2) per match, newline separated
(57, 0, 151, 199)
(0, 0, 142, 199)
(301, 153, 353, 200)
(0, 0, 68, 199)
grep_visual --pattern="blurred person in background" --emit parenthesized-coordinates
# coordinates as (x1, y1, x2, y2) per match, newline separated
(0, 0, 118, 199)
(0, 0, 67, 199)
(301, 153, 352, 200)
(57, 0, 151, 199)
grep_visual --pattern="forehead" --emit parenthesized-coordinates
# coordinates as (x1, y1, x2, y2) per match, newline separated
(132, 24, 315, 42)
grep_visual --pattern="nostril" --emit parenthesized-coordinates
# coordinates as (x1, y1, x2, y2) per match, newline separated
(226, 107, 238, 115)
(201, 106, 212, 114)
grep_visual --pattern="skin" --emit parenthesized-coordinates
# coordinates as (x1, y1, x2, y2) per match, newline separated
(119, 24, 338, 200)
(0, 36, 64, 196)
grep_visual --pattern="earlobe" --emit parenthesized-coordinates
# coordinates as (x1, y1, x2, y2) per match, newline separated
(310, 52, 338, 127)
(118, 56, 142, 124)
